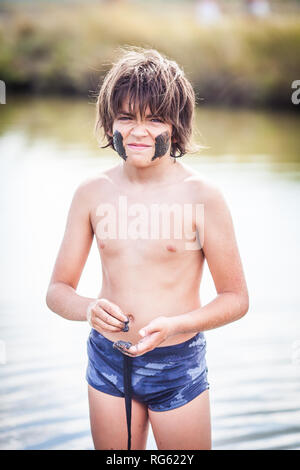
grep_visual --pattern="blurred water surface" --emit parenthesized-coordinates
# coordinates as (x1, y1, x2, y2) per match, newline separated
(0, 97, 300, 450)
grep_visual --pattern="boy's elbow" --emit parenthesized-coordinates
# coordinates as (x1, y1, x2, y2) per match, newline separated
(45, 284, 55, 311)
(238, 293, 249, 318)
(45, 290, 52, 311)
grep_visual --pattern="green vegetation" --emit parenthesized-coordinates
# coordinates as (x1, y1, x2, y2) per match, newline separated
(0, 1, 300, 107)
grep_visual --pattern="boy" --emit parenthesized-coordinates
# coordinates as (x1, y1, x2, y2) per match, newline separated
(46, 47, 249, 450)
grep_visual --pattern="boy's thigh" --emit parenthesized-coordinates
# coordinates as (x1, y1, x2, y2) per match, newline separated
(88, 384, 149, 450)
(148, 389, 211, 450)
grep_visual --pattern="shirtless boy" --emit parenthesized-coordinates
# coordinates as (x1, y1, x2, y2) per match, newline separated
(46, 47, 249, 450)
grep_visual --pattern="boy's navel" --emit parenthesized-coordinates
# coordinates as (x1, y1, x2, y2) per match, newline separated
(166, 244, 177, 252)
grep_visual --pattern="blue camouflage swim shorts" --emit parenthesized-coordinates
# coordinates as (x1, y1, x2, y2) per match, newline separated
(86, 328, 209, 412)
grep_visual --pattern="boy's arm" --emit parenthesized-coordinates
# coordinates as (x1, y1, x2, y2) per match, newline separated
(46, 180, 96, 321)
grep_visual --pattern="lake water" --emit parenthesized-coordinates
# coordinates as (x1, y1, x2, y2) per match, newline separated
(0, 97, 300, 450)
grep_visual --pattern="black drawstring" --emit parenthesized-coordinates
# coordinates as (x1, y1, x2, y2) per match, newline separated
(123, 354, 132, 450)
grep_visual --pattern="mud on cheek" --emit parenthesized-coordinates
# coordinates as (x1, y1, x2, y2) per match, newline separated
(113, 130, 127, 161)
(152, 131, 171, 160)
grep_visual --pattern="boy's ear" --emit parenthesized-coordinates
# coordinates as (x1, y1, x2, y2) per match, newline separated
(107, 130, 113, 137)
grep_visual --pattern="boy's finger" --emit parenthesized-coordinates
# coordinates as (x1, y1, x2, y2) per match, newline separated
(98, 298, 128, 323)
(93, 317, 123, 332)
(98, 307, 127, 329)
(127, 337, 153, 355)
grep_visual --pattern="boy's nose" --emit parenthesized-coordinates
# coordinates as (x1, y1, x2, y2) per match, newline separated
(130, 122, 149, 136)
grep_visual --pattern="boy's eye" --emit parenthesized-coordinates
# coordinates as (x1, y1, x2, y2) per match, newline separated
(117, 116, 163, 123)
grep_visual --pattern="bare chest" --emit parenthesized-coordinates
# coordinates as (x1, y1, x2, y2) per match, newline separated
(89, 188, 204, 261)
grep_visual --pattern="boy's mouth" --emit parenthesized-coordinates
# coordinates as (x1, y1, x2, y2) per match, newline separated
(128, 143, 151, 149)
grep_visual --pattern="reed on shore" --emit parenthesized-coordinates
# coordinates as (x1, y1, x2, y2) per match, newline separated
(0, 1, 299, 107)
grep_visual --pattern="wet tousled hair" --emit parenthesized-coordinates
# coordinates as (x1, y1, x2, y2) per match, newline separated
(94, 47, 200, 158)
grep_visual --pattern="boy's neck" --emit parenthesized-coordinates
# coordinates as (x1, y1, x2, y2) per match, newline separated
(120, 156, 183, 188)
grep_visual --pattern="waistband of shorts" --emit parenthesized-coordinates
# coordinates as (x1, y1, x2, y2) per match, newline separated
(90, 328, 205, 353)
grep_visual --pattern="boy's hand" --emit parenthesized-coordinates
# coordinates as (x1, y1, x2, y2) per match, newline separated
(122, 316, 174, 357)
(87, 298, 129, 333)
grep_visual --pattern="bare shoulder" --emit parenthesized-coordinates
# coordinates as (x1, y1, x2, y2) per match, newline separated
(180, 163, 227, 207)
(73, 163, 121, 199)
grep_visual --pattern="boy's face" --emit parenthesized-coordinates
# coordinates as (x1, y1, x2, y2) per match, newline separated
(110, 97, 173, 167)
